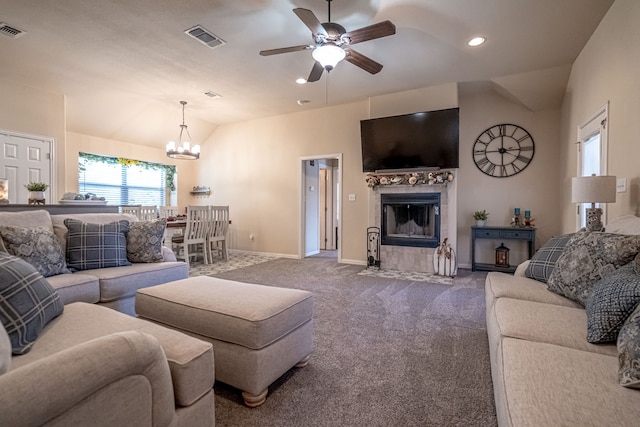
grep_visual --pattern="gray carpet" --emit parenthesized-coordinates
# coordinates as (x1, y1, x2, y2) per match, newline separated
(210, 257, 497, 427)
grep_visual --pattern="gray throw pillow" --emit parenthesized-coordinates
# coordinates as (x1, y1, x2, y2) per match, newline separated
(0, 226, 70, 277)
(547, 229, 640, 306)
(127, 218, 166, 263)
(617, 302, 640, 389)
(64, 219, 131, 271)
(525, 233, 574, 283)
(0, 252, 64, 355)
(585, 262, 640, 343)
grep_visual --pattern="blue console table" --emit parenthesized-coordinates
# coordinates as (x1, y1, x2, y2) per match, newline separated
(471, 226, 536, 273)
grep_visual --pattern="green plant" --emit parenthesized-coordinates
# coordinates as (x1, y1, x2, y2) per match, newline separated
(25, 182, 49, 191)
(473, 210, 489, 220)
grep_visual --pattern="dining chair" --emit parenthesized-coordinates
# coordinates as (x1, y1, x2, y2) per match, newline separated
(172, 205, 210, 265)
(158, 206, 179, 219)
(139, 206, 159, 221)
(120, 206, 141, 220)
(206, 205, 229, 261)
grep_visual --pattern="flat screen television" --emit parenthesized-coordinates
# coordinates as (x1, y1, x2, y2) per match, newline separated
(360, 108, 459, 172)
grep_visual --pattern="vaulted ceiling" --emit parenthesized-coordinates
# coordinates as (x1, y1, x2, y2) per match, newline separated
(0, 0, 614, 148)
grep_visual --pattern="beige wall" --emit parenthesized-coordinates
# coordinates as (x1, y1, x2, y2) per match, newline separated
(0, 81, 66, 199)
(457, 82, 562, 266)
(560, 0, 640, 231)
(199, 83, 459, 262)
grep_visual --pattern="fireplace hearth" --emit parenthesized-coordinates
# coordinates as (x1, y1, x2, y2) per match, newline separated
(381, 193, 440, 248)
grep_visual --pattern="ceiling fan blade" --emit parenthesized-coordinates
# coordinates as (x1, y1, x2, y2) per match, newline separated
(293, 8, 328, 37)
(344, 48, 383, 74)
(259, 45, 313, 56)
(343, 21, 396, 45)
(307, 61, 324, 82)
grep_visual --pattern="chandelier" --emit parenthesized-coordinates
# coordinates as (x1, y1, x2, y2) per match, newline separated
(166, 101, 200, 160)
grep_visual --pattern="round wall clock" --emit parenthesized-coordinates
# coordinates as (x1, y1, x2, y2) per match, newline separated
(472, 124, 535, 178)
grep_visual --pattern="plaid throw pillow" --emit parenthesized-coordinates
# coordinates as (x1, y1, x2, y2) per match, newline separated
(525, 233, 574, 283)
(0, 252, 63, 355)
(64, 219, 131, 271)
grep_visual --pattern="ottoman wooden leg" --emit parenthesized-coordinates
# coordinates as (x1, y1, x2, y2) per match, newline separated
(295, 354, 311, 368)
(242, 388, 268, 407)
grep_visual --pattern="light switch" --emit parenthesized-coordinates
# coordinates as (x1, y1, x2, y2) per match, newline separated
(617, 178, 627, 193)
(348, 194, 356, 201)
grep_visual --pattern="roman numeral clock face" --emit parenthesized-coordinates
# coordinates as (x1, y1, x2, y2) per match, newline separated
(473, 124, 535, 177)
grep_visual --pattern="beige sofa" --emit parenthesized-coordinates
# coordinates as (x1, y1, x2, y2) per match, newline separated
(0, 303, 215, 427)
(0, 209, 189, 315)
(485, 216, 640, 426)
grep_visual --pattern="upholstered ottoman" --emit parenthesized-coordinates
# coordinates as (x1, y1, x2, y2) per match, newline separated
(135, 276, 314, 407)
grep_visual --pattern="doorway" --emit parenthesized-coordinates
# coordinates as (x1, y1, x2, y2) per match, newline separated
(299, 153, 342, 261)
(0, 129, 55, 203)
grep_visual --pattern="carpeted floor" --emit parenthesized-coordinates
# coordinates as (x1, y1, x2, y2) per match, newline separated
(200, 256, 497, 427)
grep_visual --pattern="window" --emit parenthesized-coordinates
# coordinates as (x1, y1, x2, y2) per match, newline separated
(79, 153, 175, 206)
(576, 103, 608, 229)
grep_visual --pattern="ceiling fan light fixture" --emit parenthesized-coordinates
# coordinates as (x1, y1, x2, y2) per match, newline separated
(312, 44, 346, 71)
(467, 36, 486, 47)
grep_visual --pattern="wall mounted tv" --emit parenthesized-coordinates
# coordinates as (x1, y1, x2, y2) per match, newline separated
(360, 107, 459, 172)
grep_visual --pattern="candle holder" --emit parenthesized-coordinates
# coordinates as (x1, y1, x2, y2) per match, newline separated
(511, 208, 521, 228)
(523, 211, 535, 227)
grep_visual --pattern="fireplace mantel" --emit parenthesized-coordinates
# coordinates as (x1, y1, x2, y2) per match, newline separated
(365, 170, 454, 189)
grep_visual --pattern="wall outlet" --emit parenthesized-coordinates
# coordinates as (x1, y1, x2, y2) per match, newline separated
(617, 178, 627, 193)
(249, 234, 255, 241)
(348, 193, 356, 201)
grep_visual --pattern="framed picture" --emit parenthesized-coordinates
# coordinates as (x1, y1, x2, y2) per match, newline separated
(0, 178, 8, 203)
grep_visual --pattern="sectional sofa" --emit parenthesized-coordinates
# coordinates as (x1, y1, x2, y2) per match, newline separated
(0, 209, 189, 315)
(0, 209, 215, 426)
(485, 215, 640, 426)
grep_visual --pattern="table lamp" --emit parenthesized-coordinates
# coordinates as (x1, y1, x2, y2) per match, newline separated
(571, 174, 616, 231)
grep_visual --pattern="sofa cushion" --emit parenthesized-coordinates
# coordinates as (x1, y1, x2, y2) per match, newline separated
(10, 302, 215, 407)
(524, 233, 573, 283)
(617, 302, 640, 388)
(0, 226, 70, 277)
(606, 215, 640, 235)
(0, 252, 63, 355)
(0, 323, 9, 374)
(126, 219, 166, 263)
(547, 229, 640, 305)
(499, 338, 637, 426)
(0, 210, 53, 233)
(44, 273, 100, 305)
(51, 213, 138, 252)
(585, 262, 640, 343)
(485, 272, 582, 310)
(64, 219, 131, 271)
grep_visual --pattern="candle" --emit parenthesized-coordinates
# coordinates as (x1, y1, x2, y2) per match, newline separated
(514, 208, 520, 215)
(525, 210, 531, 218)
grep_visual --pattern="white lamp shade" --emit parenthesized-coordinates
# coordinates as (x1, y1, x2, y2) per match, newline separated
(312, 44, 346, 69)
(571, 175, 617, 203)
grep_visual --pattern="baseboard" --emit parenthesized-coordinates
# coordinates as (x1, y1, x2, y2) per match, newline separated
(229, 249, 298, 259)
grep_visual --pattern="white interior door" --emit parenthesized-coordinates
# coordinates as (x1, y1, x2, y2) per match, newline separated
(0, 130, 53, 204)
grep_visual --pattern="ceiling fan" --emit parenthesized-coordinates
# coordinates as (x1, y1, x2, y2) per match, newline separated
(259, 0, 396, 82)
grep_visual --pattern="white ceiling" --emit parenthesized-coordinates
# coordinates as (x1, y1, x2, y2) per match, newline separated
(0, 0, 614, 148)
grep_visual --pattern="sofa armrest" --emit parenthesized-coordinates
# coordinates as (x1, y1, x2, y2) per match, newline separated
(0, 331, 176, 427)
(513, 260, 530, 277)
(162, 245, 177, 262)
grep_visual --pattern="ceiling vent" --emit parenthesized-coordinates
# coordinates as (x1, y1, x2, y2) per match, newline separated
(204, 91, 222, 99)
(0, 23, 26, 39)
(185, 25, 225, 49)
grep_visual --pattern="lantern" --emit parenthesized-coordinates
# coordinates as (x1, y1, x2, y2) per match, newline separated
(495, 243, 510, 267)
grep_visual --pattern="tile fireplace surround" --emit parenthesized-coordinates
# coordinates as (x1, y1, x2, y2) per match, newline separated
(368, 171, 457, 274)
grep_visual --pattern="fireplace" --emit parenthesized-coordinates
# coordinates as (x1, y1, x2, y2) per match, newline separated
(381, 193, 440, 248)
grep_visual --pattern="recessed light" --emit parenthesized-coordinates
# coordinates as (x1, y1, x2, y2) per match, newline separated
(296, 78, 307, 84)
(467, 36, 486, 47)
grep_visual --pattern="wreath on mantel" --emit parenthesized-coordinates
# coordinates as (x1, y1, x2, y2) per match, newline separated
(366, 171, 454, 188)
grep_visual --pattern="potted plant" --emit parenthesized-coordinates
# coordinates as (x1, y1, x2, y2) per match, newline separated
(473, 210, 489, 227)
(25, 182, 48, 202)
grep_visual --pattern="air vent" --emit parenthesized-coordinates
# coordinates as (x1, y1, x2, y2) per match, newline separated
(0, 22, 26, 39)
(204, 91, 222, 99)
(185, 25, 225, 49)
